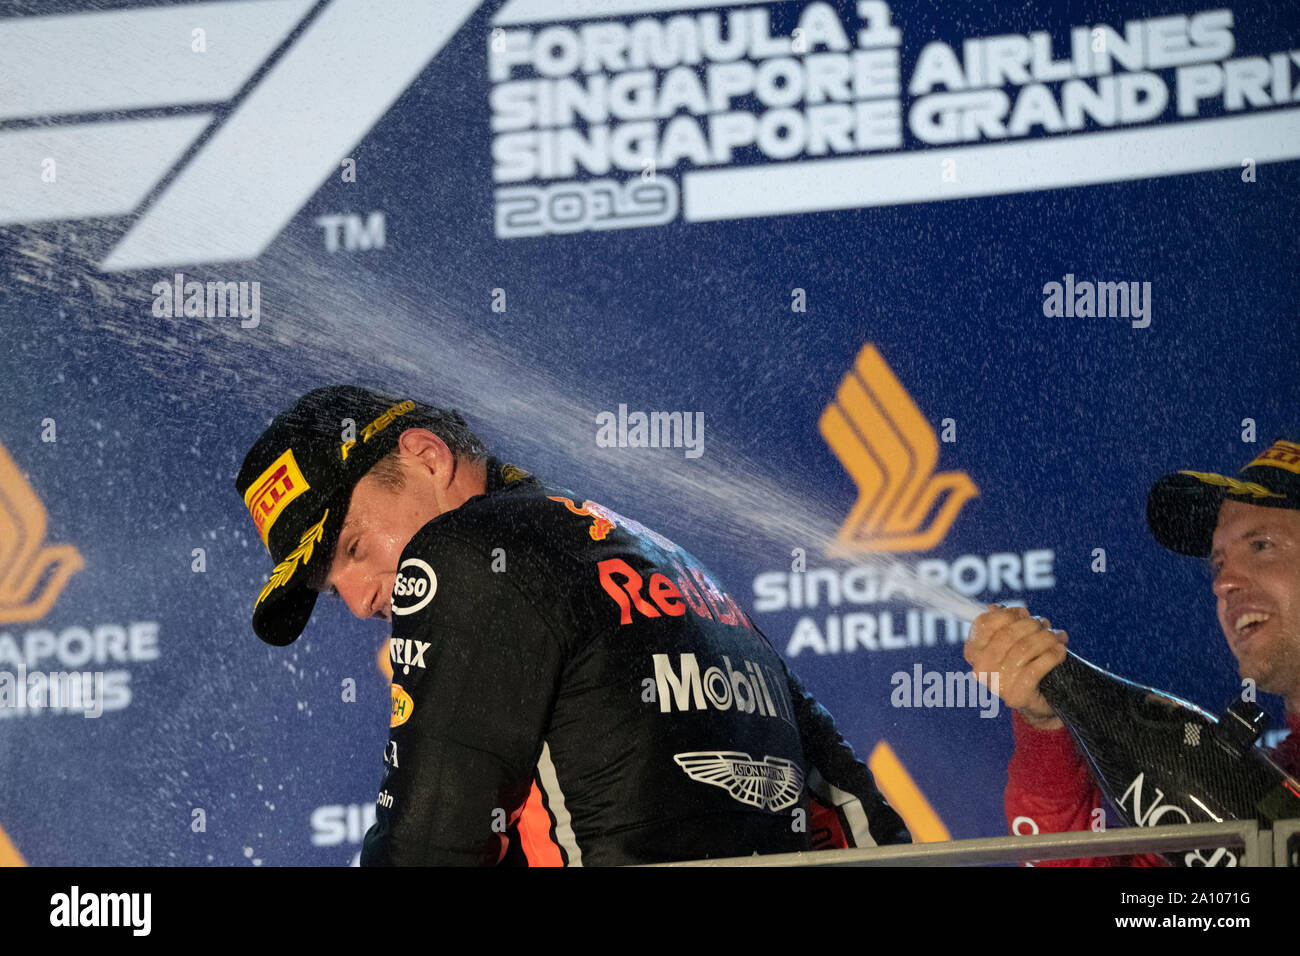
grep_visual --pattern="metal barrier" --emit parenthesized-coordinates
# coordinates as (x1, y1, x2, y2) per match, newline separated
(655, 820, 1298, 866)
(1272, 819, 1300, 868)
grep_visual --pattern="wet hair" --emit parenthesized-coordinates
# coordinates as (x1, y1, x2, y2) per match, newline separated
(365, 409, 488, 490)
(365, 449, 409, 490)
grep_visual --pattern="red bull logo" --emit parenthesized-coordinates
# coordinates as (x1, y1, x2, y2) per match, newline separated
(548, 495, 617, 541)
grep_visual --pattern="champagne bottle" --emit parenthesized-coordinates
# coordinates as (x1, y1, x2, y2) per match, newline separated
(1037, 650, 1300, 867)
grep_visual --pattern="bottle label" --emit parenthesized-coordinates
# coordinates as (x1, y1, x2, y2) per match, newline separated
(1118, 772, 1237, 867)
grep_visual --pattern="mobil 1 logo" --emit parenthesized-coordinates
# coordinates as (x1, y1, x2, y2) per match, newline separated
(391, 558, 437, 616)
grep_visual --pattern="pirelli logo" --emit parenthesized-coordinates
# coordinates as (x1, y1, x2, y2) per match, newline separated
(244, 449, 309, 547)
(0, 441, 84, 625)
(1247, 439, 1300, 475)
(820, 346, 977, 553)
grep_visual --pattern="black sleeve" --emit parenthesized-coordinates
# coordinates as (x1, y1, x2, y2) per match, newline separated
(786, 666, 912, 848)
(360, 531, 566, 866)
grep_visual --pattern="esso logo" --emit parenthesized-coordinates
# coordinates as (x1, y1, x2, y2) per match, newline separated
(391, 558, 436, 616)
(394, 575, 427, 598)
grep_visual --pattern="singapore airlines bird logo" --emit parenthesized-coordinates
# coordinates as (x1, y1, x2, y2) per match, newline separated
(821, 345, 977, 553)
(674, 752, 804, 812)
(0, 441, 83, 624)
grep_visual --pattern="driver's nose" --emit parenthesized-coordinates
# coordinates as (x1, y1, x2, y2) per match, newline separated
(336, 575, 375, 620)
(1212, 556, 1247, 599)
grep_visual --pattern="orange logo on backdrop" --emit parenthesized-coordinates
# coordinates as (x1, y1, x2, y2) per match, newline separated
(868, 741, 949, 843)
(820, 346, 977, 553)
(0, 822, 24, 866)
(244, 449, 309, 547)
(0, 441, 83, 625)
(0, 440, 81, 865)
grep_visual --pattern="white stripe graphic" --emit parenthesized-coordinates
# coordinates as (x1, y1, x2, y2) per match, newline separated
(0, 1, 314, 122)
(101, 0, 487, 272)
(0, 118, 211, 225)
(536, 741, 583, 866)
(493, 0, 798, 26)
(807, 768, 876, 848)
(684, 108, 1300, 222)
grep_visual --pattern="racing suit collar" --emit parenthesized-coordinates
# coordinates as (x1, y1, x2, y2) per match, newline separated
(484, 457, 534, 493)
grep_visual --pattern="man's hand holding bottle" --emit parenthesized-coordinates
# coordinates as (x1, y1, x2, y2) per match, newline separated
(964, 605, 1068, 731)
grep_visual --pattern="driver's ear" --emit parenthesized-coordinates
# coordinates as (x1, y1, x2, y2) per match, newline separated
(399, 428, 450, 476)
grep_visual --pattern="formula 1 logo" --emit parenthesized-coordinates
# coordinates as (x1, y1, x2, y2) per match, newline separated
(0, 0, 485, 271)
(821, 345, 977, 553)
(0, 441, 83, 625)
(674, 751, 804, 812)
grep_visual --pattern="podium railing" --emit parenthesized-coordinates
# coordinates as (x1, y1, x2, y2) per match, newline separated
(1270, 819, 1300, 867)
(654, 820, 1297, 866)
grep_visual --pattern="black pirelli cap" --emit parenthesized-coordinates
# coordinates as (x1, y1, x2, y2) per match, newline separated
(235, 386, 464, 646)
(1146, 437, 1300, 557)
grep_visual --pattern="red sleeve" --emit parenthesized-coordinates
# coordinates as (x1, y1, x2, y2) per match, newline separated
(1005, 710, 1165, 867)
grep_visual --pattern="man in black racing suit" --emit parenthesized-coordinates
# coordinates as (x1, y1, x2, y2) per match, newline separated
(235, 386, 910, 865)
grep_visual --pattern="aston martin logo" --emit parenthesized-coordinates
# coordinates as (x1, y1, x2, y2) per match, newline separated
(673, 752, 804, 812)
(821, 345, 978, 553)
(0, 441, 83, 624)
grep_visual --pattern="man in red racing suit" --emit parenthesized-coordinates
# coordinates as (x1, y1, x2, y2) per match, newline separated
(1004, 708, 1300, 866)
(968, 437, 1300, 866)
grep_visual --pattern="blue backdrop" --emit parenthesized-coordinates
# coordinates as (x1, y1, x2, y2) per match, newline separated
(1, 0, 1297, 864)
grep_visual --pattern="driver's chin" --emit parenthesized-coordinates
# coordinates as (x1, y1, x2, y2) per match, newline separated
(1237, 652, 1275, 694)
